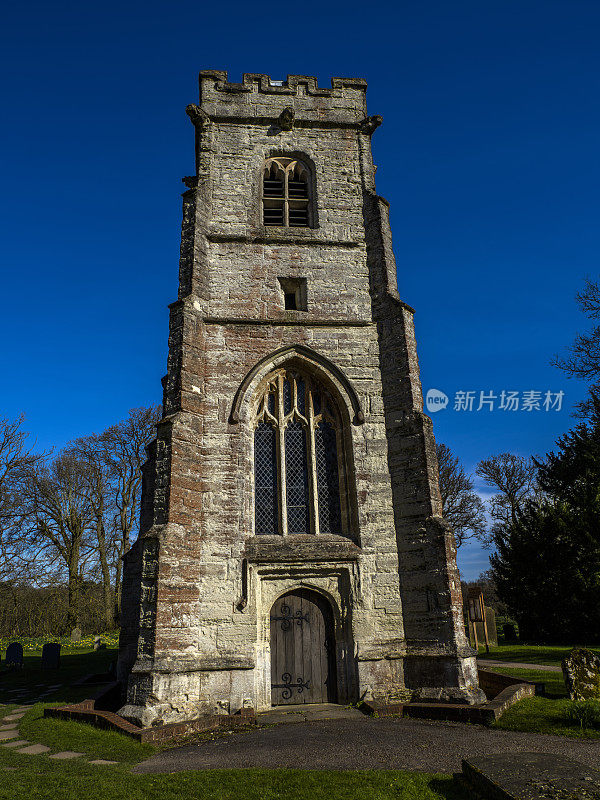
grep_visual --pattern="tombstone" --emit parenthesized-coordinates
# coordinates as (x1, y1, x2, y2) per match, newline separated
(93, 635, 102, 651)
(5, 642, 23, 669)
(562, 647, 600, 701)
(502, 622, 517, 641)
(41, 643, 61, 670)
(70, 627, 82, 643)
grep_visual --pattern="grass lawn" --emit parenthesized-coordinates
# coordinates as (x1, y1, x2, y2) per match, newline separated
(475, 642, 600, 666)
(490, 667, 567, 698)
(0, 754, 472, 800)
(484, 665, 600, 739)
(19, 703, 157, 763)
(493, 695, 600, 739)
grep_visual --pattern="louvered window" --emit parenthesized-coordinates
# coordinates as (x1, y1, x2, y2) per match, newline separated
(262, 158, 311, 228)
(253, 370, 344, 536)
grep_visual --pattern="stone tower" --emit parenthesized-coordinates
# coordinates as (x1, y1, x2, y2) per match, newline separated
(117, 71, 483, 727)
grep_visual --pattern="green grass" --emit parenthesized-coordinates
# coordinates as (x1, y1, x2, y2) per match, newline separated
(0, 753, 471, 800)
(18, 704, 157, 763)
(475, 643, 600, 666)
(493, 696, 600, 739)
(490, 667, 568, 698)
(489, 665, 600, 738)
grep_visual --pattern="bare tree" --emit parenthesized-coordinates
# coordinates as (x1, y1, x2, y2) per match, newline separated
(436, 442, 486, 547)
(23, 451, 96, 630)
(0, 415, 44, 583)
(475, 453, 539, 546)
(70, 435, 115, 630)
(552, 277, 600, 416)
(99, 406, 160, 620)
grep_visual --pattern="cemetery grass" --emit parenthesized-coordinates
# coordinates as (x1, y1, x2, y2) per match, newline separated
(0, 647, 117, 706)
(476, 643, 600, 666)
(491, 668, 600, 739)
(18, 704, 157, 763)
(0, 754, 472, 800)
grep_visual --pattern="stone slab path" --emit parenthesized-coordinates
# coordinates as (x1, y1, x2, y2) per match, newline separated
(257, 702, 364, 725)
(0, 705, 120, 767)
(132, 716, 600, 774)
(478, 659, 562, 673)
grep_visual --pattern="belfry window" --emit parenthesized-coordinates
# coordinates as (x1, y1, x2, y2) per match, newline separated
(263, 158, 311, 228)
(254, 370, 344, 535)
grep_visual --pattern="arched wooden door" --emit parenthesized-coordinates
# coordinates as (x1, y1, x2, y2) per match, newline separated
(270, 589, 337, 705)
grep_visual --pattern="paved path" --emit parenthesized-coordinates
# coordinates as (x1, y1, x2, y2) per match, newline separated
(478, 659, 562, 673)
(132, 716, 600, 774)
(0, 705, 118, 766)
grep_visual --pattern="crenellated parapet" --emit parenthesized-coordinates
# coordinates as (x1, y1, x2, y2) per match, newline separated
(198, 71, 369, 125)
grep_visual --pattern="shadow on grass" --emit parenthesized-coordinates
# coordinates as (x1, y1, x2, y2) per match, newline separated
(0, 648, 118, 704)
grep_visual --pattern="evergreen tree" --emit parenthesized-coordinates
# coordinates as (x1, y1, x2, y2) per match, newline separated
(490, 400, 600, 643)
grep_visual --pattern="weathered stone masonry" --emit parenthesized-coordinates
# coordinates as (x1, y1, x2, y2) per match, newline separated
(117, 71, 484, 727)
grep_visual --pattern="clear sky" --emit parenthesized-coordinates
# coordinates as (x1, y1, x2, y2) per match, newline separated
(1, 1, 598, 579)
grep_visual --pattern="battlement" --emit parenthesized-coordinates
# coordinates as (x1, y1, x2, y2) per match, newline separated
(200, 71, 366, 97)
(198, 71, 368, 122)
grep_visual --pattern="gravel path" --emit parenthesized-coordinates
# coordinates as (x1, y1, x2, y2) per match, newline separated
(132, 716, 600, 774)
(478, 660, 562, 673)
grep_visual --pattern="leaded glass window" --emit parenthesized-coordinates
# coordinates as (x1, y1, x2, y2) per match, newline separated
(315, 420, 341, 534)
(253, 369, 344, 536)
(254, 422, 278, 535)
(285, 421, 310, 533)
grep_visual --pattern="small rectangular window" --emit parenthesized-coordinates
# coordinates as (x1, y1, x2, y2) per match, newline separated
(279, 278, 307, 312)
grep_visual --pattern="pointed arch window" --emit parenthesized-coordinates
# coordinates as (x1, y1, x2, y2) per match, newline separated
(262, 158, 311, 228)
(253, 370, 346, 536)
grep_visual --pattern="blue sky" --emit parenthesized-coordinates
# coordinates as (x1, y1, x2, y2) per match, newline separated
(1, 1, 598, 579)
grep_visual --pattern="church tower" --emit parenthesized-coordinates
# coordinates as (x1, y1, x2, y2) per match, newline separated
(117, 71, 483, 726)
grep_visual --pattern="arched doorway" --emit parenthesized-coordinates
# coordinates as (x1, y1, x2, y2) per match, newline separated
(270, 589, 337, 705)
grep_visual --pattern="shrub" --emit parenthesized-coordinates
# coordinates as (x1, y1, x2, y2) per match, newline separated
(564, 699, 600, 729)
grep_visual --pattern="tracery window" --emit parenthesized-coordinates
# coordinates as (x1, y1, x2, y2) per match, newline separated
(262, 157, 311, 228)
(254, 370, 344, 535)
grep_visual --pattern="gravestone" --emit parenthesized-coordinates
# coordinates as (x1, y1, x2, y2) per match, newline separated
(70, 627, 81, 643)
(93, 636, 102, 651)
(562, 647, 600, 700)
(5, 642, 23, 669)
(41, 643, 61, 669)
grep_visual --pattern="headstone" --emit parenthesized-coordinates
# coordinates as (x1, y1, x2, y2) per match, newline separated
(562, 647, 600, 701)
(70, 627, 82, 642)
(41, 643, 61, 669)
(5, 642, 23, 669)
(93, 636, 102, 651)
(502, 622, 517, 641)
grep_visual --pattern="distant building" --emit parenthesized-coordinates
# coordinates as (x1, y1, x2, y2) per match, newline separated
(117, 71, 483, 726)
